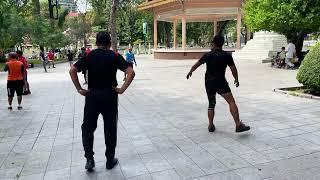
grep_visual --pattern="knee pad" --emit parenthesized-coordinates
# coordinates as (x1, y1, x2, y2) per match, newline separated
(208, 98, 216, 110)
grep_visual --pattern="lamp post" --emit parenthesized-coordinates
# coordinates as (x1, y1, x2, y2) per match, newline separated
(143, 21, 147, 54)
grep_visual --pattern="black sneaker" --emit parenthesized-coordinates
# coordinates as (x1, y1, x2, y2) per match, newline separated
(208, 124, 216, 132)
(106, 158, 118, 170)
(17, 106, 23, 110)
(85, 158, 95, 171)
(8, 106, 13, 110)
(236, 122, 250, 133)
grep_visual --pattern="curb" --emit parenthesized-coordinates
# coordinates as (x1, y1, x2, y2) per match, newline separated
(273, 87, 320, 100)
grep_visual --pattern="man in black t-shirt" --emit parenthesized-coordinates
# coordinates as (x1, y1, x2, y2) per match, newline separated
(69, 31, 135, 171)
(186, 35, 250, 133)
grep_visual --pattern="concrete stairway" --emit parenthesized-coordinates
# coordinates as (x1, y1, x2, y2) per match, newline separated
(233, 31, 287, 61)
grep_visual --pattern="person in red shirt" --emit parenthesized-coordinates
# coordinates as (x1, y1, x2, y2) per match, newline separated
(16, 50, 31, 95)
(85, 47, 91, 55)
(47, 50, 55, 68)
(4, 52, 25, 110)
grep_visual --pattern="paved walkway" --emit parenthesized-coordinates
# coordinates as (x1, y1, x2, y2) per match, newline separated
(0, 56, 319, 180)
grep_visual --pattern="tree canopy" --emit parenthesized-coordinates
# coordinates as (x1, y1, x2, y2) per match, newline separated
(244, 0, 320, 36)
(244, 0, 320, 59)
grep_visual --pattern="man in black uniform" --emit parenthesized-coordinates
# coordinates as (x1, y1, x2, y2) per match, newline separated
(186, 35, 250, 133)
(69, 31, 135, 171)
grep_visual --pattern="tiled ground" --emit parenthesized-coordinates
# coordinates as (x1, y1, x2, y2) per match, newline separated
(0, 55, 319, 180)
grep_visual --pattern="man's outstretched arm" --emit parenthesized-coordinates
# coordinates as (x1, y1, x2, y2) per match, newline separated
(229, 65, 239, 87)
(186, 61, 202, 79)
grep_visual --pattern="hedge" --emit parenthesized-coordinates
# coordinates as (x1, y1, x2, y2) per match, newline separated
(297, 43, 320, 91)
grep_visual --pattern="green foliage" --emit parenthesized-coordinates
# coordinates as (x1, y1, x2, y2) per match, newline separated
(133, 39, 144, 45)
(0, 0, 72, 51)
(0, 1, 29, 49)
(244, 0, 320, 36)
(0, 53, 5, 63)
(65, 13, 92, 48)
(297, 43, 320, 91)
(58, 9, 70, 28)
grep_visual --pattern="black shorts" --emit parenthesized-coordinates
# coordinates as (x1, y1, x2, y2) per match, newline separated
(7, 80, 24, 97)
(205, 80, 231, 109)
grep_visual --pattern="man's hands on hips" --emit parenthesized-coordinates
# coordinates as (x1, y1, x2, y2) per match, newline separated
(186, 72, 192, 79)
(234, 80, 240, 88)
(78, 88, 89, 96)
(113, 87, 125, 94)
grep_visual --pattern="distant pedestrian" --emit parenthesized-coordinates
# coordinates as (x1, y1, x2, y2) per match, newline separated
(78, 47, 88, 84)
(285, 40, 296, 69)
(186, 35, 250, 133)
(39, 46, 47, 72)
(85, 47, 91, 55)
(4, 52, 25, 110)
(67, 50, 74, 67)
(16, 50, 31, 95)
(124, 47, 137, 81)
(70, 31, 135, 171)
(47, 50, 55, 68)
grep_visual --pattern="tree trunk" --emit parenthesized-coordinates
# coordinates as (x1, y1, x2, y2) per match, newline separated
(109, 0, 118, 51)
(75, 37, 78, 54)
(32, 0, 40, 15)
(295, 33, 305, 66)
(83, 34, 88, 47)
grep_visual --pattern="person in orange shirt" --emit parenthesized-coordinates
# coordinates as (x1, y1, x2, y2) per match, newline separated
(16, 50, 31, 95)
(4, 52, 25, 110)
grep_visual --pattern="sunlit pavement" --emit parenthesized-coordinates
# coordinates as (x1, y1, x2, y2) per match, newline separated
(0, 55, 319, 180)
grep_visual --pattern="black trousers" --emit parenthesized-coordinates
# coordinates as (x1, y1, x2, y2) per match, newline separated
(82, 88, 118, 161)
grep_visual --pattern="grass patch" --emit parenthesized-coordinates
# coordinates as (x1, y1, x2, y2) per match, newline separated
(280, 87, 320, 97)
(27, 59, 42, 65)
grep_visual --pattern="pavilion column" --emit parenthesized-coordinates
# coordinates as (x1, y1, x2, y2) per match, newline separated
(213, 21, 218, 36)
(236, 9, 242, 49)
(154, 14, 158, 49)
(181, 16, 186, 50)
(173, 19, 177, 49)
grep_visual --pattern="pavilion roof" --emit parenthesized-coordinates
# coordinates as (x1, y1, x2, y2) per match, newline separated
(138, 0, 242, 22)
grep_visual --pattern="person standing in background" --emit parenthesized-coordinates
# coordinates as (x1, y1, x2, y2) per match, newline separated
(67, 50, 74, 67)
(39, 47, 47, 72)
(4, 52, 25, 110)
(85, 47, 91, 55)
(124, 47, 137, 81)
(16, 50, 31, 95)
(47, 50, 55, 69)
